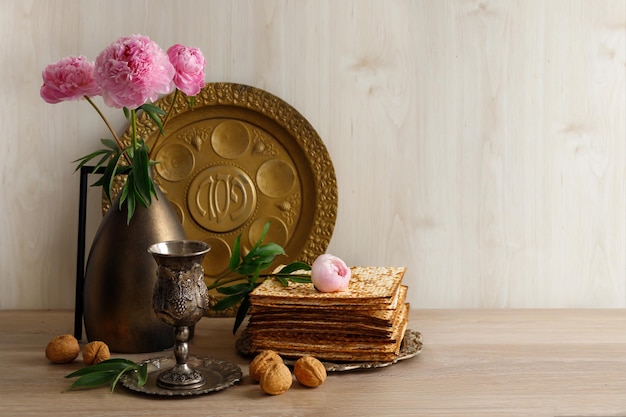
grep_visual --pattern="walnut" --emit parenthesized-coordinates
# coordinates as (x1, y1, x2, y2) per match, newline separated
(45, 334, 80, 364)
(249, 349, 283, 382)
(82, 341, 110, 365)
(294, 356, 327, 388)
(259, 362, 292, 395)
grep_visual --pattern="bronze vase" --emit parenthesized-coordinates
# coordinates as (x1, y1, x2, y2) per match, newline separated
(83, 183, 187, 353)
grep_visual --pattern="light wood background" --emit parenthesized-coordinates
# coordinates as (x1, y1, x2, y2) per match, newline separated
(0, 0, 624, 310)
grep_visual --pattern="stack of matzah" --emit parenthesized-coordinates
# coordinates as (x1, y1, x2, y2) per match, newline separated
(245, 266, 409, 362)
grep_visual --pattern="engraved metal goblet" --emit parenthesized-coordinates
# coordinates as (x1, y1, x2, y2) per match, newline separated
(148, 240, 211, 390)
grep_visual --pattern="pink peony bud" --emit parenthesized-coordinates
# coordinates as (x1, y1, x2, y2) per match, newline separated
(94, 34, 175, 109)
(311, 254, 351, 293)
(167, 44, 206, 96)
(40, 56, 102, 104)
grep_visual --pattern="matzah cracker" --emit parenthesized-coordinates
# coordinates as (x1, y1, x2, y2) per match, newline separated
(249, 286, 408, 329)
(250, 266, 406, 308)
(250, 304, 409, 347)
(249, 304, 409, 362)
(245, 265, 410, 363)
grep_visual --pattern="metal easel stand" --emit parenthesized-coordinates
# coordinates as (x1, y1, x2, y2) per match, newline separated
(74, 166, 104, 340)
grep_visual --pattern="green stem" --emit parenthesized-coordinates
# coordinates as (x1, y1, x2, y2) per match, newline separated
(163, 89, 179, 131)
(206, 274, 247, 290)
(130, 109, 138, 153)
(84, 96, 131, 165)
(207, 273, 311, 291)
(148, 89, 179, 160)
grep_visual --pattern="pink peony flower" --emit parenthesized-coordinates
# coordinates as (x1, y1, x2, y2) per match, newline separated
(40, 56, 101, 104)
(94, 34, 175, 109)
(167, 44, 206, 96)
(311, 254, 352, 293)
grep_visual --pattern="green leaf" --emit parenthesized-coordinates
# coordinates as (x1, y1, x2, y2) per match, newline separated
(94, 152, 114, 169)
(232, 295, 251, 334)
(125, 190, 136, 225)
(240, 245, 284, 272)
(64, 358, 145, 392)
(255, 260, 278, 274)
(123, 107, 130, 120)
(139, 103, 166, 135)
(249, 265, 263, 285)
(216, 283, 253, 295)
(100, 138, 119, 150)
(250, 243, 285, 259)
(212, 293, 245, 311)
(72, 149, 114, 172)
(235, 262, 264, 276)
(92, 150, 125, 203)
(116, 165, 132, 176)
(72, 149, 109, 165)
(119, 178, 129, 206)
(125, 173, 149, 211)
(110, 363, 137, 392)
(208, 221, 314, 334)
(278, 262, 312, 274)
(136, 363, 149, 387)
(250, 221, 271, 254)
(286, 276, 312, 284)
(139, 102, 166, 116)
(241, 257, 277, 272)
(65, 359, 135, 378)
(229, 234, 242, 272)
(65, 370, 118, 391)
(130, 146, 152, 207)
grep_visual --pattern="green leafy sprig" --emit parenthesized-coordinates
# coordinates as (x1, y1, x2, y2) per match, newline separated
(64, 358, 148, 392)
(208, 221, 312, 334)
(73, 94, 193, 224)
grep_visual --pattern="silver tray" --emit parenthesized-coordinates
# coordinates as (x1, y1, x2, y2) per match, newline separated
(236, 328, 423, 372)
(120, 356, 242, 397)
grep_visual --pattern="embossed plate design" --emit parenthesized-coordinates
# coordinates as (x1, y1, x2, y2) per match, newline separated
(120, 356, 243, 397)
(115, 83, 338, 316)
(235, 328, 423, 372)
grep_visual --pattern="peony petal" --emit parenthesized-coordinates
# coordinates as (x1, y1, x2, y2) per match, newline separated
(94, 34, 174, 109)
(40, 56, 101, 103)
(311, 254, 351, 293)
(167, 44, 206, 96)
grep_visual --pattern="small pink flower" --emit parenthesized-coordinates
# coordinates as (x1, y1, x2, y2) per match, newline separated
(311, 254, 352, 293)
(167, 44, 206, 96)
(94, 34, 174, 109)
(40, 56, 101, 104)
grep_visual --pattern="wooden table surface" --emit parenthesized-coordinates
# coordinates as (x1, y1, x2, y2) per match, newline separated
(1, 309, 625, 417)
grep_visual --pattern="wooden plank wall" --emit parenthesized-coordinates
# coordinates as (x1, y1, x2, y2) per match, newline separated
(0, 0, 624, 309)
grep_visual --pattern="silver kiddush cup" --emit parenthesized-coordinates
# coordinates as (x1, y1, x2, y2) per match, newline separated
(148, 240, 211, 390)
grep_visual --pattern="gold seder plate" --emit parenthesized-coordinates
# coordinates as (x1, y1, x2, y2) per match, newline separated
(113, 83, 338, 316)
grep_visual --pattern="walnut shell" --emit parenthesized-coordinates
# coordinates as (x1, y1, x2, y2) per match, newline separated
(82, 341, 110, 365)
(259, 362, 292, 395)
(45, 334, 80, 364)
(294, 356, 327, 388)
(249, 349, 283, 382)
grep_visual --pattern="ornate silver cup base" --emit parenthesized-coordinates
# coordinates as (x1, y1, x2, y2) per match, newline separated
(157, 365, 206, 390)
(156, 325, 207, 390)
